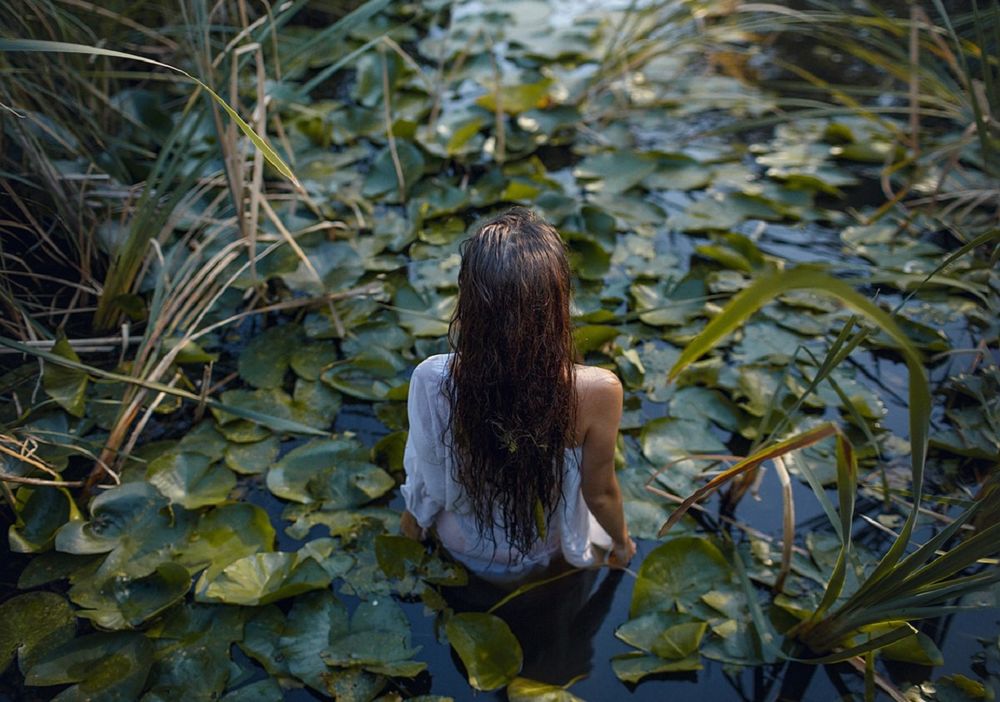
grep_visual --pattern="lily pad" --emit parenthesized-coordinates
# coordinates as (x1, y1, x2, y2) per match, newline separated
(42, 335, 88, 417)
(176, 502, 275, 581)
(8, 486, 78, 553)
(362, 141, 425, 200)
(267, 437, 394, 506)
(223, 435, 280, 474)
(641, 417, 727, 466)
(0, 592, 76, 675)
(55, 482, 188, 583)
(616, 611, 708, 659)
(610, 652, 702, 683)
(238, 324, 303, 389)
(322, 597, 425, 677)
(146, 451, 236, 509)
(631, 537, 733, 616)
(507, 677, 584, 702)
(446, 612, 523, 691)
(196, 546, 334, 606)
(75, 562, 191, 630)
(278, 590, 349, 692)
(24, 631, 154, 701)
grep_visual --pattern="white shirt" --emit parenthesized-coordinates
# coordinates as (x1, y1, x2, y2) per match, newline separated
(400, 354, 612, 584)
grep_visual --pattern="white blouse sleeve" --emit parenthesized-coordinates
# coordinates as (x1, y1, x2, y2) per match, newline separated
(400, 357, 448, 529)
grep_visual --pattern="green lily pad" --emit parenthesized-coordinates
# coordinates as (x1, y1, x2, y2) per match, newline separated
(362, 141, 425, 200)
(0, 592, 76, 675)
(17, 551, 102, 589)
(322, 597, 425, 677)
(146, 451, 236, 509)
(238, 324, 303, 389)
(177, 421, 228, 460)
(224, 435, 280, 474)
(196, 545, 335, 606)
(239, 606, 290, 677)
(290, 342, 339, 381)
(176, 502, 275, 581)
(278, 590, 349, 692)
(321, 346, 407, 401)
(616, 611, 708, 659)
(642, 155, 712, 191)
(267, 437, 394, 506)
(610, 652, 702, 682)
(216, 419, 272, 444)
(142, 606, 239, 701)
(632, 278, 705, 327)
(55, 483, 189, 582)
(573, 325, 619, 355)
(445, 612, 523, 691)
(573, 151, 657, 195)
(42, 335, 88, 417)
(24, 631, 154, 701)
(221, 680, 284, 701)
(8, 486, 78, 553)
(75, 562, 190, 630)
(640, 417, 727, 466)
(631, 537, 733, 616)
(375, 534, 467, 590)
(507, 677, 584, 701)
(475, 77, 552, 114)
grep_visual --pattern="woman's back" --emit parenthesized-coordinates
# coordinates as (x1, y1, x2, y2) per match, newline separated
(399, 207, 634, 582)
(401, 354, 612, 584)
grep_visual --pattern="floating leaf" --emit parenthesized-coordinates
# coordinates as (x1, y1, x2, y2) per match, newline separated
(278, 590, 349, 692)
(196, 547, 334, 606)
(24, 631, 154, 701)
(240, 606, 290, 677)
(50, 493, 193, 610)
(0, 592, 76, 675)
(221, 680, 284, 701)
(362, 141, 425, 199)
(631, 537, 732, 617)
(573, 151, 657, 195)
(322, 597, 425, 677)
(146, 451, 236, 509)
(8, 486, 78, 553)
(42, 335, 88, 417)
(445, 612, 522, 691)
(267, 437, 394, 506)
(573, 325, 618, 354)
(238, 324, 302, 389)
(641, 417, 727, 466)
(616, 611, 707, 659)
(507, 677, 584, 702)
(610, 652, 701, 682)
(75, 562, 190, 630)
(475, 78, 552, 114)
(223, 436, 280, 474)
(176, 503, 275, 581)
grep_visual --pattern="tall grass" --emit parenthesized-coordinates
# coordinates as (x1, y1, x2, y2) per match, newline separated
(0, 0, 380, 488)
(732, 0, 999, 231)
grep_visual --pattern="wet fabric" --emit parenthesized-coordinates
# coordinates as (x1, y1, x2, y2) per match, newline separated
(400, 353, 612, 584)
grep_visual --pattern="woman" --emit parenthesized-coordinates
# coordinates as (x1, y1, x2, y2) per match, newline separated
(400, 207, 635, 584)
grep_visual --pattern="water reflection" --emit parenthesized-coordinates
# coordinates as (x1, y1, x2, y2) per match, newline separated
(446, 567, 624, 685)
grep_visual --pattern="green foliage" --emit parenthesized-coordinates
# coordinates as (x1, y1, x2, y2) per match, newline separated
(445, 612, 523, 691)
(1, 0, 997, 698)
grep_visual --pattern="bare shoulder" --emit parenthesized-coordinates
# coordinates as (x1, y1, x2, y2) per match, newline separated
(575, 365, 623, 407)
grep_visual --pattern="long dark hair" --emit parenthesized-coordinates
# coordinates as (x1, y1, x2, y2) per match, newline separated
(446, 207, 577, 555)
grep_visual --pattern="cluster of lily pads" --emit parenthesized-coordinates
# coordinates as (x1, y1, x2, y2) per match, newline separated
(2, 0, 998, 700)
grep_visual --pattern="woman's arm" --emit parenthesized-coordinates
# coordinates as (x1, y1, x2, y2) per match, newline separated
(579, 370, 636, 567)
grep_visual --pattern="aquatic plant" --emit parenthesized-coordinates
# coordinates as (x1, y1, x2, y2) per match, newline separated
(1, 0, 997, 700)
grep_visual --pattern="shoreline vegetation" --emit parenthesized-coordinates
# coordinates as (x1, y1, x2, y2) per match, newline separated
(1, 0, 997, 700)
